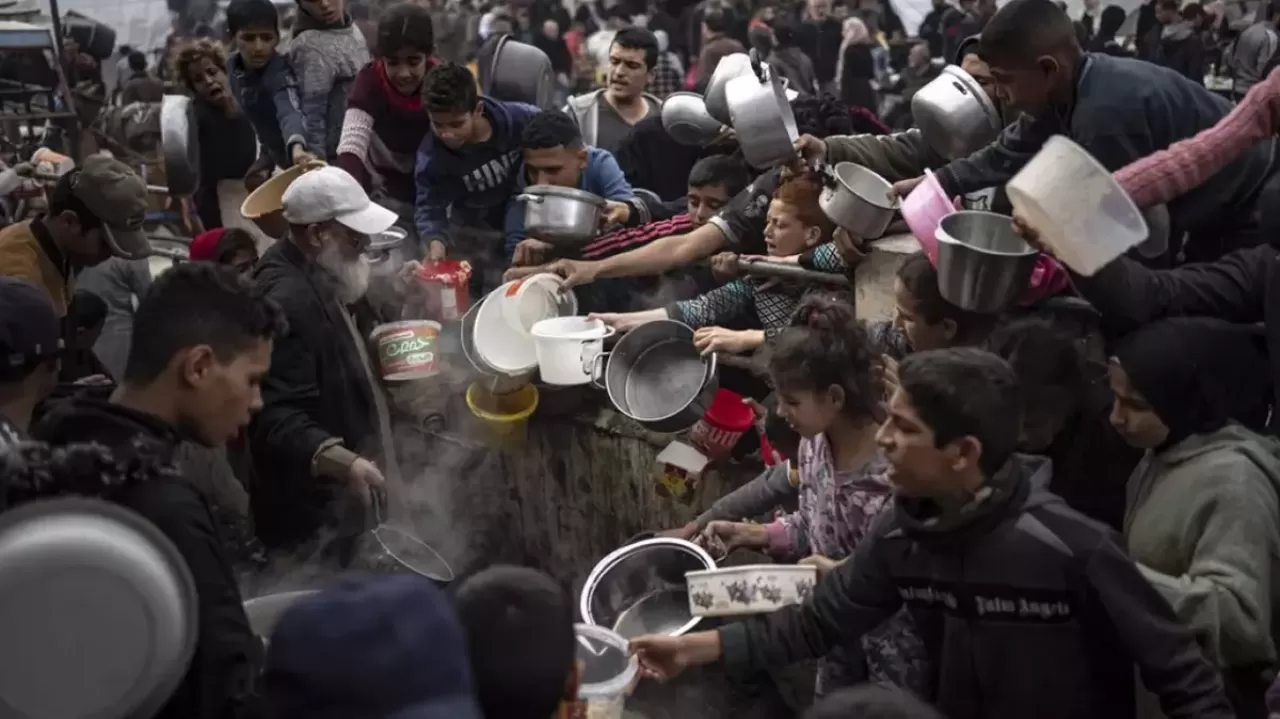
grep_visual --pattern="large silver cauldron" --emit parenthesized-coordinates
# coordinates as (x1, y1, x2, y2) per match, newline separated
(579, 537, 716, 639)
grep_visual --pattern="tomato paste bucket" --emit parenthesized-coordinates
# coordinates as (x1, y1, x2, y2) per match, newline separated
(370, 321, 441, 381)
(574, 623, 638, 719)
(466, 382, 539, 450)
(530, 316, 615, 386)
(900, 169, 952, 263)
(414, 259, 472, 322)
(686, 389, 756, 460)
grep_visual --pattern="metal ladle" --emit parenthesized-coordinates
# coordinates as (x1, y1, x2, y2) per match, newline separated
(368, 490, 455, 584)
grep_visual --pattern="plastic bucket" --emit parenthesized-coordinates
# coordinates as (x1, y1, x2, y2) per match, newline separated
(466, 382, 539, 450)
(575, 623, 638, 719)
(370, 321, 441, 381)
(901, 169, 952, 263)
(500, 273, 577, 334)
(687, 389, 755, 460)
(530, 317, 615, 386)
(1006, 135, 1148, 276)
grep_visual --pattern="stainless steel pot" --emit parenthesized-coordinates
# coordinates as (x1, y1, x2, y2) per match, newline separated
(366, 226, 408, 278)
(935, 211, 1039, 313)
(819, 162, 899, 238)
(483, 35, 558, 110)
(591, 320, 718, 434)
(516, 185, 606, 247)
(725, 70, 799, 169)
(704, 53, 755, 125)
(579, 537, 716, 639)
(911, 65, 1003, 161)
(0, 498, 197, 719)
(662, 92, 725, 147)
(160, 94, 200, 196)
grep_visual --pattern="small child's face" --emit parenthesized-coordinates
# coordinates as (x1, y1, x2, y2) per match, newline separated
(383, 47, 430, 95)
(234, 27, 280, 69)
(772, 385, 842, 439)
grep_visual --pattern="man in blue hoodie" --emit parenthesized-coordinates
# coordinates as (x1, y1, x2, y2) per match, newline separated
(416, 62, 540, 291)
(504, 110, 649, 262)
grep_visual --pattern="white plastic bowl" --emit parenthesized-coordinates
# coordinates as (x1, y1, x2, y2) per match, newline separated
(530, 316, 614, 386)
(473, 276, 578, 375)
(575, 623, 638, 719)
(1005, 135, 1148, 276)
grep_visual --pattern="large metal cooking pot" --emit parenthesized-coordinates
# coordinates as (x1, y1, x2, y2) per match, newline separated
(0, 497, 197, 719)
(579, 537, 716, 639)
(662, 92, 725, 147)
(725, 70, 799, 170)
(482, 35, 558, 110)
(819, 162, 900, 238)
(935, 211, 1039, 313)
(592, 320, 718, 434)
(160, 94, 200, 196)
(911, 65, 1002, 161)
(516, 185, 606, 247)
(704, 53, 755, 125)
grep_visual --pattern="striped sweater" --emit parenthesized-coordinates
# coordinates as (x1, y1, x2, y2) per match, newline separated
(337, 60, 436, 204)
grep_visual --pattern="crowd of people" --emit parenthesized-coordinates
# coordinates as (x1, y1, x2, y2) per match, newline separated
(4, 0, 1280, 715)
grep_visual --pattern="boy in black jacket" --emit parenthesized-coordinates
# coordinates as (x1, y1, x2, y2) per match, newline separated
(631, 348, 1234, 719)
(28, 263, 285, 719)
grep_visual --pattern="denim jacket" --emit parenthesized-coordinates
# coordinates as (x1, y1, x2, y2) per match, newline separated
(227, 52, 307, 168)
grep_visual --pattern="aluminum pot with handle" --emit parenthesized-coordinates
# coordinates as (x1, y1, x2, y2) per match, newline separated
(516, 186, 606, 247)
(704, 52, 756, 125)
(911, 65, 1003, 161)
(589, 320, 718, 434)
(819, 162, 900, 238)
(725, 69, 800, 170)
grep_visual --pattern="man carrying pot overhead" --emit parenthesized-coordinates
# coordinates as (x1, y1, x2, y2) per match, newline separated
(249, 165, 406, 561)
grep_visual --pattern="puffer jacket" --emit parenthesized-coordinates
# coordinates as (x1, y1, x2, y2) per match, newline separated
(718, 454, 1235, 719)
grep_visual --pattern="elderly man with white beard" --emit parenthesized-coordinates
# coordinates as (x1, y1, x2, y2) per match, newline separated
(249, 166, 403, 563)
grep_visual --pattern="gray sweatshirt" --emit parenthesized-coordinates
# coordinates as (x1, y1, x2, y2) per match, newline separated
(695, 463, 797, 527)
(289, 14, 370, 161)
(1230, 22, 1278, 95)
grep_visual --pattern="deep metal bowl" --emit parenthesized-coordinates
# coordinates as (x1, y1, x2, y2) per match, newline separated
(705, 53, 755, 126)
(662, 92, 725, 147)
(819, 162, 899, 238)
(911, 65, 1002, 161)
(517, 185, 606, 247)
(935, 211, 1039, 313)
(579, 537, 716, 639)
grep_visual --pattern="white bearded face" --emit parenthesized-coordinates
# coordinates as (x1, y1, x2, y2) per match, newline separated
(316, 232, 372, 303)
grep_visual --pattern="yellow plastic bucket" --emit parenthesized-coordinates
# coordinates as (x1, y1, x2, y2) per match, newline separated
(466, 382, 538, 450)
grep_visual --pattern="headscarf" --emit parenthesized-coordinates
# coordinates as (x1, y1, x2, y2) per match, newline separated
(1113, 318, 1272, 448)
(835, 18, 871, 92)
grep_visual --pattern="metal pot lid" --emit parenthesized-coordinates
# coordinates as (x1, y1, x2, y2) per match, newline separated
(939, 64, 1002, 130)
(0, 497, 198, 719)
(367, 226, 407, 251)
(521, 185, 608, 207)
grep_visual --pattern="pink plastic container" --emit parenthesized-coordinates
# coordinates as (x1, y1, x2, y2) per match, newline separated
(900, 169, 953, 263)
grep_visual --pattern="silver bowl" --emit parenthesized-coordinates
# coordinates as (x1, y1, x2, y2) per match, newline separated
(662, 92, 725, 147)
(935, 210, 1039, 313)
(579, 537, 716, 639)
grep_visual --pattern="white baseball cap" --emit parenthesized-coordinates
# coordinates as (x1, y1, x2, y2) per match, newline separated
(281, 166, 399, 235)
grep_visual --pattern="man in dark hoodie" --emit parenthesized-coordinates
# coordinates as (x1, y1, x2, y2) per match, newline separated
(1153, 0, 1208, 83)
(901, 0, 1275, 263)
(630, 347, 1236, 719)
(31, 262, 285, 719)
(0, 277, 61, 447)
(415, 61, 539, 293)
(289, 0, 370, 160)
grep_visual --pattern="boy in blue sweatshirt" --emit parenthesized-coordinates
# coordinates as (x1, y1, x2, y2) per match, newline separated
(503, 111, 649, 261)
(416, 62, 540, 290)
(225, 0, 315, 174)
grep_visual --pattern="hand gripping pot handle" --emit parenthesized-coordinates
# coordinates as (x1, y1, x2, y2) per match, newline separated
(515, 194, 545, 205)
(580, 326, 616, 374)
(590, 351, 610, 390)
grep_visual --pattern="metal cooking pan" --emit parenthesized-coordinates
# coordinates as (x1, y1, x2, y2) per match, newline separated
(591, 320, 718, 434)
(160, 94, 200, 197)
(482, 35, 557, 110)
